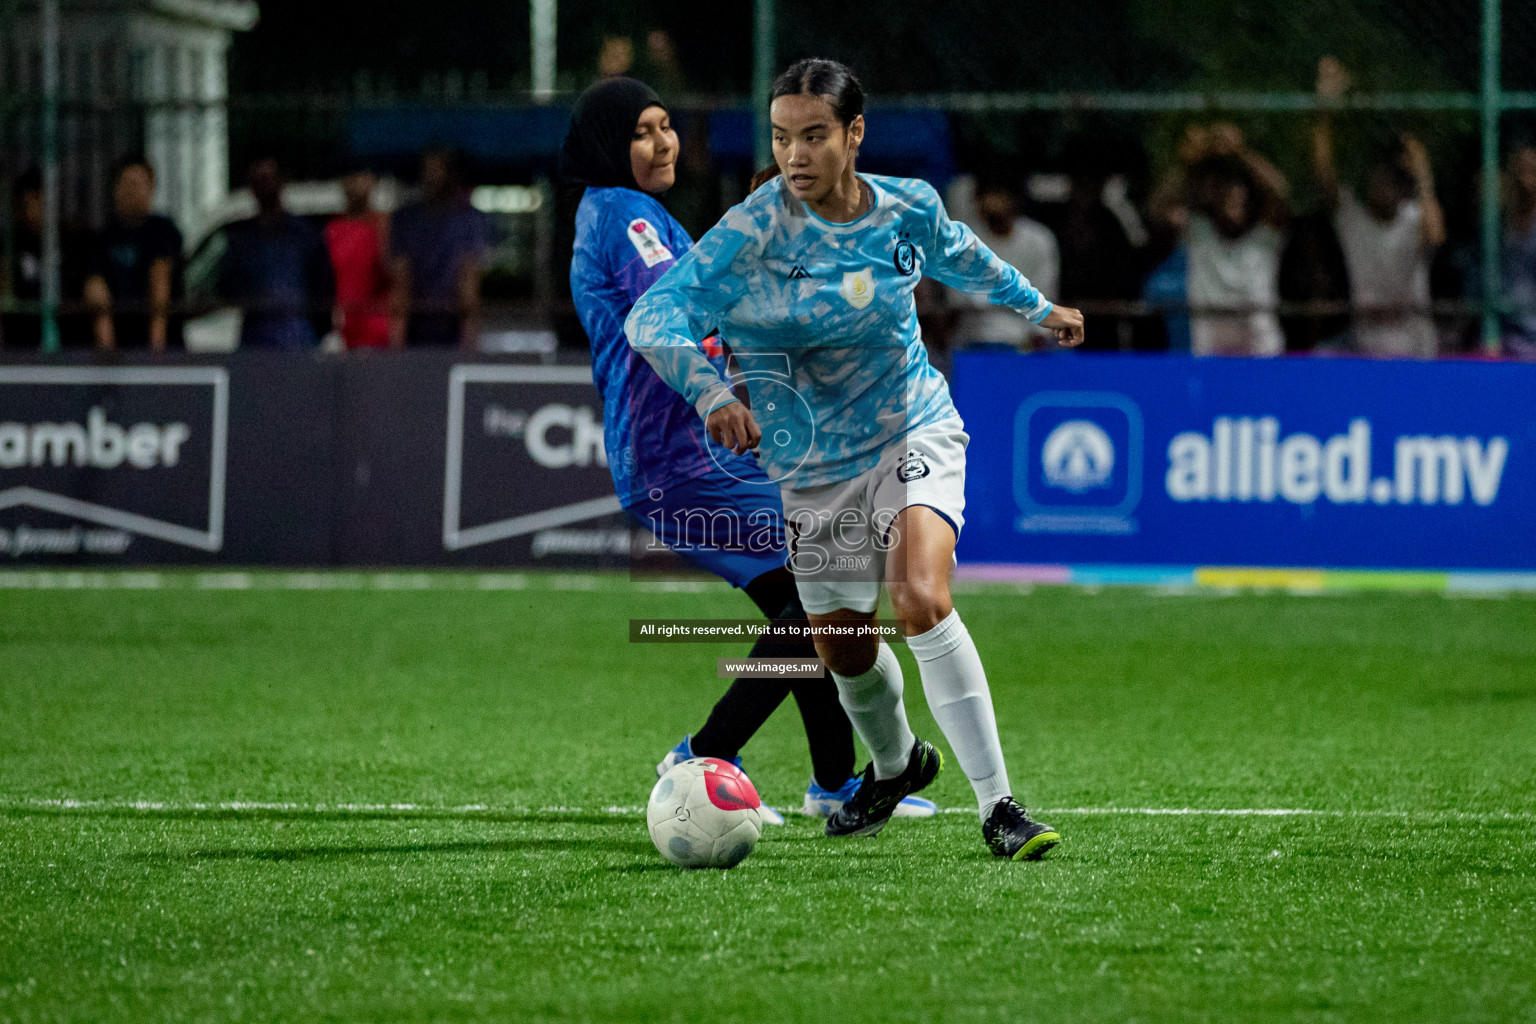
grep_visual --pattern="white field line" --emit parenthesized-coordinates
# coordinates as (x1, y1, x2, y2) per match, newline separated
(3, 797, 1531, 823)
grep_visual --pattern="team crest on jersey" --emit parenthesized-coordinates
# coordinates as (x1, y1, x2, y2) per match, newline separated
(626, 218, 674, 267)
(893, 240, 917, 276)
(896, 449, 931, 482)
(839, 268, 875, 310)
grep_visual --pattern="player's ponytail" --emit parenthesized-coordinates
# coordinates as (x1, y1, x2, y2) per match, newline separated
(770, 58, 865, 130)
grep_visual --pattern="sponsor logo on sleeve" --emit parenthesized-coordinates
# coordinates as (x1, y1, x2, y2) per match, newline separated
(627, 218, 675, 268)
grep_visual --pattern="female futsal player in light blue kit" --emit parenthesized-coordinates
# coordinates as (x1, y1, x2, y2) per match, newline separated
(561, 76, 934, 822)
(627, 59, 1085, 859)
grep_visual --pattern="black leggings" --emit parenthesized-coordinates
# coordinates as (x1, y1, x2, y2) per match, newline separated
(688, 568, 856, 791)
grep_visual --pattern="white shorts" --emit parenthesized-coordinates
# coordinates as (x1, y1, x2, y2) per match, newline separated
(781, 419, 968, 615)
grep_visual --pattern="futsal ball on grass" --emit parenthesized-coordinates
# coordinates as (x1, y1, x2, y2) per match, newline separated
(647, 757, 763, 868)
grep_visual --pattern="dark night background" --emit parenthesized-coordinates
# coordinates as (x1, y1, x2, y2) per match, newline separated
(220, 0, 1525, 308)
(230, 0, 1510, 98)
(222, 0, 1533, 250)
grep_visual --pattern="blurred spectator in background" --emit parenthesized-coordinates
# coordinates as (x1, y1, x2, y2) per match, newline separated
(1310, 58, 1444, 358)
(663, 113, 722, 239)
(1152, 123, 1290, 357)
(1500, 143, 1536, 358)
(1140, 202, 1193, 352)
(1277, 224, 1352, 356)
(325, 166, 392, 349)
(1054, 140, 1144, 350)
(216, 156, 334, 350)
(84, 155, 182, 351)
(1277, 211, 1351, 353)
(389, 149, 488, 347)
(948, 174, 1059, 349)
(0, 168, 91, 349)
(640, 29, 688, 98)
(597, 35, 635, 79)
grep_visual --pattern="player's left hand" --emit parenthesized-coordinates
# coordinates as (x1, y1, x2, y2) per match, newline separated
(1040, 306, 1085, 347)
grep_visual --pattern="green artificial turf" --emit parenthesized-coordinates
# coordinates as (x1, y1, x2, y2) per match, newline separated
(2, 574, 1534, 1023)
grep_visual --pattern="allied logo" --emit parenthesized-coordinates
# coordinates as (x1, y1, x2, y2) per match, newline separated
(896, 449, 931, 483)
(893, 240, 917, 276)
(839, 268, 875, 310)
(1040, 420, 1115, 492)
(626, 218, 674, 268)
(787, 264, 810, 279)
(1014, 392, 1144, 536)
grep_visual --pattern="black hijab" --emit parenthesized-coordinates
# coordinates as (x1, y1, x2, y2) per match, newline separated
(558, 76, 666, 203)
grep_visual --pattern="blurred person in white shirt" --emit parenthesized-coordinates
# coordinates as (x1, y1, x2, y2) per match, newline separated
(946, 174, 1059, 349)
(1311, 57, 1446, 359)
(1152, 123, 1291, 357)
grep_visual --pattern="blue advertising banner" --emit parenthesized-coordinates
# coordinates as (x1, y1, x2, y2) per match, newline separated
(950, 353, 1536, 571)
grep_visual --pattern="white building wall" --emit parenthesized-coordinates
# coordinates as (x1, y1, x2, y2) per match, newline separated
(3, 2, 253, 238)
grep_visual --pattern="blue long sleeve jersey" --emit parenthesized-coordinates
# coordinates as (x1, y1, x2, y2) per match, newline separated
(571, 186, 749, 503)
(624, 174, 1053, 489)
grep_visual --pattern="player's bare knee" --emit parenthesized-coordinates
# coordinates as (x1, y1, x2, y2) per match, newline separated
(889, 578, 952, 636)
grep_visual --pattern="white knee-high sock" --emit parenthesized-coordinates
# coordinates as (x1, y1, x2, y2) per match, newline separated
(829, 642, 915, 780)
(907, 609, 1011, 817)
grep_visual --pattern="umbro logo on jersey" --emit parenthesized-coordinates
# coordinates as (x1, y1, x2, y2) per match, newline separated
(787, 265, 811, 279)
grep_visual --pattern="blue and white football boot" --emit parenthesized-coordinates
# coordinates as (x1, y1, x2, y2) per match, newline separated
(655, 735, 785, 825)
(802, 774, 939, 819)
(655, 735, 721, 777)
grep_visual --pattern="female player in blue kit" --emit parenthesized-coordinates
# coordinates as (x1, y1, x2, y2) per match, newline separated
(627, 60, 1084, 859)
(560, 76, 934, 822)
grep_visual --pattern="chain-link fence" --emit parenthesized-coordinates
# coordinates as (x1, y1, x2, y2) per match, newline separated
(4, 0, 1535, 358)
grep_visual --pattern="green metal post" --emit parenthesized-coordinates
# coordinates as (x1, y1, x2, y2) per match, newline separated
(752, 0, 776, 172)
(40, 0, 60, 354)
(1481, 0, 1502, 354)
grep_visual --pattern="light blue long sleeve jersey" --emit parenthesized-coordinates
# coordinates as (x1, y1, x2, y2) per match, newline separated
(624, 173, 1053, 489)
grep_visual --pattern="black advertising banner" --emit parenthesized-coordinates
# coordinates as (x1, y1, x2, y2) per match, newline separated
(0, 352, 633, 567)
(0, 365, 228, 561)
(438, 364, 629, 567)
(222, 354, 340, 565)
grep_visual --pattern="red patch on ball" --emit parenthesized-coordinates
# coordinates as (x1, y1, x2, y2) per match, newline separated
(699, 758, 762, 812)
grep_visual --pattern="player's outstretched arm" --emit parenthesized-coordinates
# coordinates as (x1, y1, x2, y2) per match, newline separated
(1311, 57, 1347, 212)
(918, 181, 1056, 328)
(1402, 134, 1447, 249)
(1039, 305, 1085, 347)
